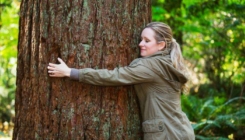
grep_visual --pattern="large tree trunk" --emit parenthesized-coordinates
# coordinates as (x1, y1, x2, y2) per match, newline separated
(14, 0, 151, 139)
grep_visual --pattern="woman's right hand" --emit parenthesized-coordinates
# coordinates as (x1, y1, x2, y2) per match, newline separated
(47, 58, 71, 77)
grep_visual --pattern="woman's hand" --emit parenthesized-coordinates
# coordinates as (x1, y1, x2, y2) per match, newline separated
(48, 58, 71, 77)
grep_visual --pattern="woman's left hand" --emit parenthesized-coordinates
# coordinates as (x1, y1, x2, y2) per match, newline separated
(47, 58, 71, 77)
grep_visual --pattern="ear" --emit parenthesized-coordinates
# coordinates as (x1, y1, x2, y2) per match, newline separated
(158, 41, 165, 51)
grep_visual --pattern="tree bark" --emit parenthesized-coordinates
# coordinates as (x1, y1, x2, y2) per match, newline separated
(14, 0, 151, 139)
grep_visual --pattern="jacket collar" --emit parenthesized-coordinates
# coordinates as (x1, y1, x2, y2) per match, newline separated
(142, 48, 170, 58)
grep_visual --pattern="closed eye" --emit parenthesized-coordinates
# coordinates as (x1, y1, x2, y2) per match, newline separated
(141, 37, 150, 43)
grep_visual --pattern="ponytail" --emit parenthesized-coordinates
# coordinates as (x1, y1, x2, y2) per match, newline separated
(170, 39, 186, 73)
(170, 39, 190, 93)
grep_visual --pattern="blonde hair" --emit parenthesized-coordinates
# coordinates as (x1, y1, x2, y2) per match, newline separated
(145, 22, 190, 92)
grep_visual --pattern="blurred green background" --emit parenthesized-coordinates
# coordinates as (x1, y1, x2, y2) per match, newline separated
(0, 0, 244, 139)
(0, 0, 18, 138)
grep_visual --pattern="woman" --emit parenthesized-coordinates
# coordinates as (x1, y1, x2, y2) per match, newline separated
(48, 22, 195, 140)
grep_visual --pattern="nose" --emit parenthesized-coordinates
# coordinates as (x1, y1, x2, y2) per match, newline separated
(139, 40, 144, 47)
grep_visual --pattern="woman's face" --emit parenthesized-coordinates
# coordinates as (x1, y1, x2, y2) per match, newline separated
(139, 28, 165, 57)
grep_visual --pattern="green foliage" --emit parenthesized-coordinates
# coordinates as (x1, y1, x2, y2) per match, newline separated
(152, 0, 245, 139)
(183, 0, 245, 96)
(152, 6, 167, 22)
(182, 95, 245, 139)
(0, 0, 19, 136)
(153, 0, 245, 96)
(0, 1, 18, 58)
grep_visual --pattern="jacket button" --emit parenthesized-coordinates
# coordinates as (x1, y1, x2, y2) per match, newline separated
(158, 121, 164, 131)
(159, 125, 163, 131)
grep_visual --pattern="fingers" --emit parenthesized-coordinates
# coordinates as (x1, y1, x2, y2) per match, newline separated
(47, 58, 67, 77)
(47, 62, 57, 76)
(48, 63, 57, 67)
(48, 70, 58, 77)
(48, 69, 55, 74)
(58, 57, 64, 64)
(48, 71, 63, 77)
(47, 66, 55, 70)
(49, 73, 58, 77)
(48, 71, 55, 77)
(49, 58, 65, 66)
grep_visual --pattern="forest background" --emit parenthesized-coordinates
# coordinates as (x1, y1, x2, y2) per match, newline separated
(0, 0, 244, 139)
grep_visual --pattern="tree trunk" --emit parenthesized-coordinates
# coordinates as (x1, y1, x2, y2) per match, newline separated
(14, 0, 151, 139)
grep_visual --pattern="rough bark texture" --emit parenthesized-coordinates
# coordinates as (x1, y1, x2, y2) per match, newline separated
(14, 0, 151, 139)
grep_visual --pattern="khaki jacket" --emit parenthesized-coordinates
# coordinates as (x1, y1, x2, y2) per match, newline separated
(76, 50, 195, 140)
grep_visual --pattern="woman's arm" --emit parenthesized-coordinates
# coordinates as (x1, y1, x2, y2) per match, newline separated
(48, 58, 155, 86)
(76, 64, 155, 86)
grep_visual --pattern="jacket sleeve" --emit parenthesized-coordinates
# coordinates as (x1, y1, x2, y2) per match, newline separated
(77, 62, 155, 86)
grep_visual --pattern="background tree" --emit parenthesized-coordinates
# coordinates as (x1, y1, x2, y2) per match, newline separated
(13, 0, 151, 139)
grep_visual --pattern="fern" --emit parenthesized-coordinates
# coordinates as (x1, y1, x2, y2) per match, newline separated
(181, 95, 245, 138)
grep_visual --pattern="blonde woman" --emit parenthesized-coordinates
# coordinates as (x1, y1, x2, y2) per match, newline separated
(48, 22, 195, 140)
